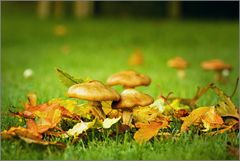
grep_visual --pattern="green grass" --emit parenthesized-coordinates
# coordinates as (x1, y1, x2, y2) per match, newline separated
(1, 4, 239, 160)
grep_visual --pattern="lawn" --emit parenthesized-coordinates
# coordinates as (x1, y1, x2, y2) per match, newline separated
(1, 4, 239, 160)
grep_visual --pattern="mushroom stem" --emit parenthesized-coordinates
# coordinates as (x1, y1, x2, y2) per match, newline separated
(177, 69, 186, 79)
(122, 110, 133, 126)
(215, 71, 227, 84)
(89, 101, 106, 120)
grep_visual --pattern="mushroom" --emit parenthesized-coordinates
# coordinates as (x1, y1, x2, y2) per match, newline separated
(106, 70, 151, 89)
(128, 49, 144, 66)
(167, 56, 188, 79)
(201, 59, 232, 83)
(106, 70, 153, 125)
(112, 88, 154, 126)
(67, 80, 120, 120)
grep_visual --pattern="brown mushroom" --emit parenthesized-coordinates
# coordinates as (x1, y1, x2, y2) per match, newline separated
(167, 56, 188, 79)
(68, 80, 120, 120)
(201, 59, 232, 83)
(112, 89, 154, 126)
(106, 70, 151, 89)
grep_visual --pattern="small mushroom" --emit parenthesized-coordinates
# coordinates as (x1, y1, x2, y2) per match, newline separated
(128, 49, 144, 66)
(201, 59, 232, 83)
(167, 57, 188, 79)
(68, 80, 120, 120)
(106, 70, 151, 89)
(112, 89, 154, 126)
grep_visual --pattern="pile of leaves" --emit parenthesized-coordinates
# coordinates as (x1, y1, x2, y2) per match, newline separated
(1, 69, 239, 148)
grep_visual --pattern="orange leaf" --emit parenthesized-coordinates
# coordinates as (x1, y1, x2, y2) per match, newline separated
(134, 121, 167, 144)
(1, 126, 42, 140)
(26, 119, 38, 132)
(181, 106, 210, 132)
(202, 107, 224, 131)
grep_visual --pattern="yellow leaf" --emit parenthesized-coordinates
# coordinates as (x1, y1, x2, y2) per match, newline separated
(66, 120, 96, 137)
(133, 106, 160, 123)
(102, 117, 121, 129)
(48, 98, 77, 113)
(211, 85, 239, 119)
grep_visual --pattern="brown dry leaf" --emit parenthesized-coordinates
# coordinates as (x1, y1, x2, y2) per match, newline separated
(180, 106, 211, 132)
(208, 119, 239, 135)
(19, 136, 66, 148)
(134, 121, 168, 144)
(174, 109, 189, 118)
(1, 126, 42, 140)
(128, 49, 144, 66)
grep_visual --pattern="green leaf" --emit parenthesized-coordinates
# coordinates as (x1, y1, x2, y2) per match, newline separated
(56, 68, 83, 87)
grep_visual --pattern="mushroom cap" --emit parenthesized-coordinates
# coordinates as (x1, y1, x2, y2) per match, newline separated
(167, 56, 188, 69)
(106, 70, 151, 88)
(68, 80, 120, 101)
(201, 59, 232, 71)
(112, 89, 154, 109)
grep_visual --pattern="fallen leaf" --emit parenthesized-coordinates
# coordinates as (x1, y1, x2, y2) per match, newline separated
(181, 106, 211, 132)
(19, 136, 66, 148)
(134, 121, 168, 144)
(102, 117, 121, 129)
(35, 106, 62, 133)
(66, 120, 96, 137)
(174, 109, 189, 118)
(1, 126, 42, 140)
(133, 106, 160, 123)
(211, 85, 239, 119)
(201, 107, 224, 131)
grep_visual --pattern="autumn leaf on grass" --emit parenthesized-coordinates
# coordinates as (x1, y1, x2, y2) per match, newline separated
(35, 106, 62, 133)
(56, 68, 84, 87)
(66, 119, 96, 137)
(102, 117, 121, 129)
(134, 121, 168, 144)
(211, 85, 239, 119)
(180, 106, 211, 132)
(150, 98, 190, 115)
(19, 136, 66, 148)
(201, 107, 224, 131)
(150, 97, 167, 113)
(1, 126, 42, 140)
(133, 106, 160, 123)
(48, 98, 77, 113)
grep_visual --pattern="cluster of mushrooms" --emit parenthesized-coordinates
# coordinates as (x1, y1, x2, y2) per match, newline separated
(66, 57, 232, 125)
(67, 70, 153, 126)
(167, 57, 232, 83)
